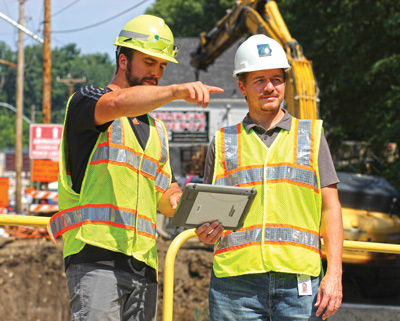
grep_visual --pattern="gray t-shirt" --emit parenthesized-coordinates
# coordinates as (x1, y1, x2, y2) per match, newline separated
(203, 111, 339, 188)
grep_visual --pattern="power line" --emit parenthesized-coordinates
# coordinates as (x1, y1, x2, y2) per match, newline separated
(52, 0, 150, 34)
(51, 0, 80, 18)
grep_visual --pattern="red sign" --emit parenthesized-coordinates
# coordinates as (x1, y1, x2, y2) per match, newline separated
(29, 124, 63, 160)
(151, 110, 209, 143)
(31, 159, 59, 182)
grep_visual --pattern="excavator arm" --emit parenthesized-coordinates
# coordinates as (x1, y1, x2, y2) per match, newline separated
(190, 0, 319, 119)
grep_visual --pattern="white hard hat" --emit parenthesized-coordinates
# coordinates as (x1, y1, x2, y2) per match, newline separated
(233, 34, 291, 78)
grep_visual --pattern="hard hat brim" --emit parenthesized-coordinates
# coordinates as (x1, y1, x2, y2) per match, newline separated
(114, 40, 178, 64)
(233, 65, 291, 78)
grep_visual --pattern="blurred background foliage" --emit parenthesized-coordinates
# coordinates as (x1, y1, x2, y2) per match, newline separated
(0, 0, 399, 188)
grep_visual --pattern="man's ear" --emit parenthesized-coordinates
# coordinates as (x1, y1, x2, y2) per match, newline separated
(238, 80, 246, 98)
(118, 53, 128, 71)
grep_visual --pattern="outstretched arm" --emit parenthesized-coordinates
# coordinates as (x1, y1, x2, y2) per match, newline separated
(95, 82, 224, 125)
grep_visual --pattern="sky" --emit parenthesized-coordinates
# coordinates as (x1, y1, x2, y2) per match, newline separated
(0, 0, 156, 59)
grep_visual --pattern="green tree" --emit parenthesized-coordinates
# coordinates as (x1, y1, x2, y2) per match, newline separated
(146, 0, 400, 188)
(278, 0, 400, 187)
(146, 0, 236, 36)
(0, 42, 114, 150)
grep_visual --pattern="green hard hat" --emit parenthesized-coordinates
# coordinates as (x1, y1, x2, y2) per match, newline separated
(114, 14, 178, 63)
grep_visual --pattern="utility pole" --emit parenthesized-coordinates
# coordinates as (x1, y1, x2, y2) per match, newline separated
(42, 0, 51, 124)
(31, 104, 36, 123)
(15, 0, 25, 214)
(57, 74, 86, 97)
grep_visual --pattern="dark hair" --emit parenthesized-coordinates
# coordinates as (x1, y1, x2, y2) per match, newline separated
(237, 68, 288, 84)
(115, 46, 135, 72)
(237, 73, 248, 84)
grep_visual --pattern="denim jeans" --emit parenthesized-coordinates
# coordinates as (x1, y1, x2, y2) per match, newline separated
(66, 262, 157, 321)
(209, 270, 323, 321)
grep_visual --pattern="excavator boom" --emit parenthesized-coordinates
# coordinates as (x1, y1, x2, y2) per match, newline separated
(190, 0, 319, 119)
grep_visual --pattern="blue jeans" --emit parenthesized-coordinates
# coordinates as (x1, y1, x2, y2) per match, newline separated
(66, 262, 157, 321)
(209, 270, 323, 321)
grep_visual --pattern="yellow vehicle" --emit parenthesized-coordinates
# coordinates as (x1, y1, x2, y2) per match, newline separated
(190, 0, 400, 266)
(190, 0, 318, 120)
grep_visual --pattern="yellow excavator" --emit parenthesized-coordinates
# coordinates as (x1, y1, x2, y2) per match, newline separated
(190, 0, 400, 270)
(191, 0, 318, 120)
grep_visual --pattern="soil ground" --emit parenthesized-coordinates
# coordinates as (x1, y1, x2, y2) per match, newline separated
(0, 233, 213, 321)
(0, 232, 399, 321)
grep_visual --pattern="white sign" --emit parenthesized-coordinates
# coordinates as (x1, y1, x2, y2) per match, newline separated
(29, 124, 63, 160)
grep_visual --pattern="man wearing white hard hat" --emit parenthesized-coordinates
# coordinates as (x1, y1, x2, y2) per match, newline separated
(196, 34, 343, 320)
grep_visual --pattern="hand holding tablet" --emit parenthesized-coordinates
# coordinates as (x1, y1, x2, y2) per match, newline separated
(171, 183, 257, 230)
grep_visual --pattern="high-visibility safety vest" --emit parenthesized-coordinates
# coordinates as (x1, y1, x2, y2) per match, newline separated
(49, 109, 171, 271)
(212, 117, 323, 278)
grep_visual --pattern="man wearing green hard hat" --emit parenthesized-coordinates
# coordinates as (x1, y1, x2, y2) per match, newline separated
(49, 14, 223, 321)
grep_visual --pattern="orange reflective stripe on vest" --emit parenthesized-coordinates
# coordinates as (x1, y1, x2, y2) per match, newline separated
(49, 204, 156, 240)
(212, 117, 323, 277)
(90, 118, 170, 193)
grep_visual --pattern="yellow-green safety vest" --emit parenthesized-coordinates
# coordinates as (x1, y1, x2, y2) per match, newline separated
(49, 101, 171, 271)
(212, 117, 323, 277)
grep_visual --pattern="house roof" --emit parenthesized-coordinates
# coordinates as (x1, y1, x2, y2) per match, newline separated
(159, 37, 244, 99)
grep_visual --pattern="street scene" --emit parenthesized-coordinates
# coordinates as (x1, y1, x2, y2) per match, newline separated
(0, 1, 399, 320)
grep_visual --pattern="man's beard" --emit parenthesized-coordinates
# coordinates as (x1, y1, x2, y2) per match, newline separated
(126, 63, 158, 87)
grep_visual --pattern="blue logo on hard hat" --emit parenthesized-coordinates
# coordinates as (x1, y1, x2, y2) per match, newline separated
(257, 44, 272, 57)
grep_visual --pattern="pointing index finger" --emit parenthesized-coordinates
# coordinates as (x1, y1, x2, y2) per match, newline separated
(205, 85, 224, 93)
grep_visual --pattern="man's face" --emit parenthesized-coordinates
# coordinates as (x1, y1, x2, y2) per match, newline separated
(125, 50, 167, 87)
(238, 68, 286, 116)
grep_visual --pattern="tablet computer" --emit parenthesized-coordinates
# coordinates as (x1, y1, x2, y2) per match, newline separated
(171, 183, 257, 230)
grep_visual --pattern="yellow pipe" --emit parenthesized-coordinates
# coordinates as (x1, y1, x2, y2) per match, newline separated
(162, 230, 400, 321)
(2, 214, 400, 320)
(342, 240, 400, 254)
(0, 214, 50, 227)
(163, 228, 197, 321)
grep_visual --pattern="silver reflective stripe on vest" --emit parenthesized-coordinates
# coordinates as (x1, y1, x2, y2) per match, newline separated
(92, 145, 142, 168)
(140, 157, 158, 178)
(268, 165, 318, 189)
(223, 125, 239, 170)
(110, 118, 123, 145)
(215, 165, 317, 189)
(215, 167, 264, 186)
(297, 119, 312, 166)
(215, 226, 320, 253)
(217, 120, 317, 188)
(91, 118, 170, 185)
(49, 206, 156, 239)
(154, 119, 168, 165)
(153, 119, 170, 191)
(155, 172, 170, 191)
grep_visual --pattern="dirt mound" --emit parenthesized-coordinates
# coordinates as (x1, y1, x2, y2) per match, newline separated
(0, 236, 70, 321)
(0, 235, 212, 321)
(1, 234, 399, 321)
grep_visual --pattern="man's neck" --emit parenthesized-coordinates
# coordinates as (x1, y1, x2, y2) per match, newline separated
(108, 72, 129, 90)
(249, 108, 285, 131)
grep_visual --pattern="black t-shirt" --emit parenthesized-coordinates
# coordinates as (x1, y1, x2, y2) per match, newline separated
(64, 85, 172, 280)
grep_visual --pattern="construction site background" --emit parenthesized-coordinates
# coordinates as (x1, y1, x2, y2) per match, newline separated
(0, 234, 399, 321)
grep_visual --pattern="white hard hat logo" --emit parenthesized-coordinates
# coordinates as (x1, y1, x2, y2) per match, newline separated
(233, 34, 291, 77)
(257, 44, 272, 57)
